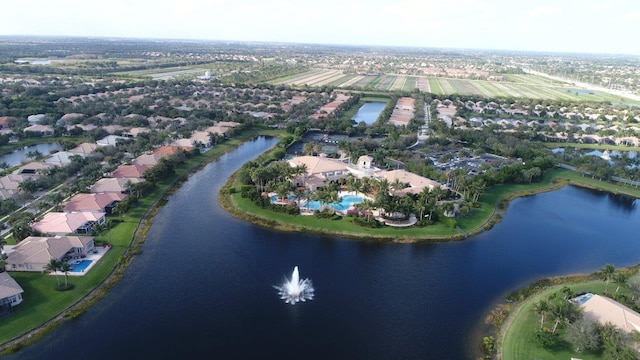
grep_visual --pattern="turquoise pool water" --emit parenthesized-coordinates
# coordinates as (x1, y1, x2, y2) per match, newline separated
(69, 260, 93, 272)
(574, 293, 593, 305)
(271, 194, 364, 211)
(306, 194, 363, 211)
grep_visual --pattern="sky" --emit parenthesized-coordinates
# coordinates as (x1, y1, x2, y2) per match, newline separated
(1, 0, 639, 55)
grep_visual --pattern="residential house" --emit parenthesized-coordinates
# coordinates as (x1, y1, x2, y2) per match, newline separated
(152, 145, 193, 157)
(44, 151, 86, 166)
(31, 211, 106, 236)
(376, 169, 445, 196)
(110, 164, 150, 179)
(102, 125, 125, 134)
(132, 154, 163, 167)
(96, 135, 130, 147)
(0, 116, 15, 129)
(5, 236, 94, 272)
(0, 173, 41, 200)
(27, 114, 47, 125)
(577, 294, 640, 333)
(288, 155, 350, 191)
(13, 162, 54, 176)
(68, 142, 98, 156)
(24, 124, 54, 137)
(122, 127, 150, 138)
(0, 272, 24, 308)
(189, 131, 212, 148)
(90, 177, 141, 194)
(63, 192, 126, 214)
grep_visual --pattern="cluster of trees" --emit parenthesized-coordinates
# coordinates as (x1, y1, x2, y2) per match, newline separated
(43, 258, 73, 291)
(238, 158, 466, 227)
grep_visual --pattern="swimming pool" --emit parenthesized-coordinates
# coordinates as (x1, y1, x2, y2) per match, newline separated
(69, 260, 93, 273)
(574, 293, 593, 305)
(306, 194, 364, 211)
(271, 193, 364, 211)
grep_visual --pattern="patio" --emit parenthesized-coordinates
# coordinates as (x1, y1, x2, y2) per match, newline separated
(52, 245, 111, 276)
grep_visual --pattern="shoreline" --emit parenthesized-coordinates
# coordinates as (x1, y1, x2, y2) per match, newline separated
(219, 164, 640, 244)
(0, 130, 273, 355)
(221, 170, 634, 243)
(4, 131, 638, 354)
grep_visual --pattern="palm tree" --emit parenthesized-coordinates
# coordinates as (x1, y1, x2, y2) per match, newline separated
(600, 264, 616, 293)
(533, 299, 550, 329)
(26, 150, 44, 161)
(614, 272, 629, 293)
(431, 185, 444, 203)
(44, 258, 61, 286)
(275, 181, 292, 202)
(413, 201, 427, 221)
(60, 262, 71, 287)
(391, 178, 404, 193)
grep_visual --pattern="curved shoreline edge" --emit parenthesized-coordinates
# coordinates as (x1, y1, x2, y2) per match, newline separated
(494, 264, 640, 359)
(0, 130, 271, 355)
(4, 131, 638, 354)
(220, 166, 639, 243)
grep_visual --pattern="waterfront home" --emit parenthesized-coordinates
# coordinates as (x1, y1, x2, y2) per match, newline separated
(152, 145, 194, 156)
(110, 164, 151, 179)
(132, 153, 164, 167)
(575, 293, 640, 333)
(23, 124, 54, 137)
(44, 151, 87, 166)
(5, 235, 94, 272)
(0, 272, 24, 309)
(90, 177, 141, 194)
(63, 192, 126, 214)
(31, 211, 106, 236)
(68, 142, 98, 156)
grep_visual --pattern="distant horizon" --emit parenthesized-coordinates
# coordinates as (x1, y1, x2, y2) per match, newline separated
(0, 0, 638, 56)
(2, 34, 638, 58)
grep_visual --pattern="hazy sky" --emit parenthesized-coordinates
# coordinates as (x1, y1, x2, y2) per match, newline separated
(1, 0, 639, 55)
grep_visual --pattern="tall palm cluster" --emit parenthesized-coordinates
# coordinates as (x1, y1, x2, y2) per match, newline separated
(243, 160, 467, 223)
(44, 258, 72, 289)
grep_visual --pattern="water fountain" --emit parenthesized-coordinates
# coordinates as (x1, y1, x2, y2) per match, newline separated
(274, 266, 314, 305)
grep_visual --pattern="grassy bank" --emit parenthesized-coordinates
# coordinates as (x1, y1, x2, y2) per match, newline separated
(223, 166, 640, 242)
(0, 127, 281, 352)
(499, 266, 640, 360)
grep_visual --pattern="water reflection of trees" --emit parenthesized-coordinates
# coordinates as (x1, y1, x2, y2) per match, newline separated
(607, 193, 637, 213)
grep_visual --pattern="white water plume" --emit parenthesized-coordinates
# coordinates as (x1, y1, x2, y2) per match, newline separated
(274, 266, 314, 305)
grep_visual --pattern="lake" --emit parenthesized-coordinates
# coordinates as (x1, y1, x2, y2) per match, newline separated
(7, 136, 640, 359)
(0, 143, 63, 167)
(352, 102, 386, 125)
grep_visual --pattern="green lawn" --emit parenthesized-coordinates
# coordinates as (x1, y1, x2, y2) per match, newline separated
(501, 281, 622, 360)
(0, 127, 284, 349)
(226, 166, 640, 242)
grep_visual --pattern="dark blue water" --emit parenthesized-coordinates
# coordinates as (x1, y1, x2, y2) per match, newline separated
(0, 143, 62, 167)
(352, 102, 386, 125)
(8, 137, 640, 360)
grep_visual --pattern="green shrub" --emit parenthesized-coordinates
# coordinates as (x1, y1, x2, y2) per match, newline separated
(353, 216, 382, 228)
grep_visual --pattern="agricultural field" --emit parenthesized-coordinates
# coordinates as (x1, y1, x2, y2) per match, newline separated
(269, 68, 637, 103)
(113, 64, 215, 80)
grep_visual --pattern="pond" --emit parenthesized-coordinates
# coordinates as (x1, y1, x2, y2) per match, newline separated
(0, 143, 63, 167)
(8, 136, 640, 360)
(352, 102, 386, 125)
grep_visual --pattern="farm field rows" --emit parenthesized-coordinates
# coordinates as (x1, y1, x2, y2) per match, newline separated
(269, 68, 638, 103)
